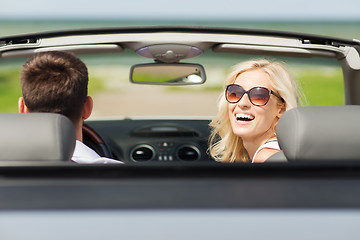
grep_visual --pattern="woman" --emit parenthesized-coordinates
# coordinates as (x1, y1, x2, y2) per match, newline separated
(209, 59, 300, 163)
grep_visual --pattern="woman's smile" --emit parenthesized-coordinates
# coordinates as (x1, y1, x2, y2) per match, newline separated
(235, 113, 255, 122)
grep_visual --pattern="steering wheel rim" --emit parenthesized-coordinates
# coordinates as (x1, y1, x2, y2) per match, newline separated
(82, 123, 113, 158)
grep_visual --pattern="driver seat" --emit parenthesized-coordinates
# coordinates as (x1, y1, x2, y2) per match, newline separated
(0, 113, 76, 162)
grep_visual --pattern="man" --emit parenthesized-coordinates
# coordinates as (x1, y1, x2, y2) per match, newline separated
(19, 51, 121, 164)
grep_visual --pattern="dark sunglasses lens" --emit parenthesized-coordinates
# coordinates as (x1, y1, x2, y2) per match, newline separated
(226, 85, 245, 103)
(248, 87, 270, 106)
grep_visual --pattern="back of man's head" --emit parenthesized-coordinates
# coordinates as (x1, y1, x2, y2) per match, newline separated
(20, 51, 88, 123)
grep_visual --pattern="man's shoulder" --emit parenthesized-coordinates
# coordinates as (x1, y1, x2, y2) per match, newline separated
(72, 140, 123, 164)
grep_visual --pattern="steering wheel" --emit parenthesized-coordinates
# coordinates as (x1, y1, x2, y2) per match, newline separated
(82, 123, 113, 158)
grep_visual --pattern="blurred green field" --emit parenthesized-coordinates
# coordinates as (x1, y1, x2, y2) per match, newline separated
(0, 65, 344, 113)
(0, 68, 21, 112)
(295, 68, 344, 105)
(0, 66, 106, 112)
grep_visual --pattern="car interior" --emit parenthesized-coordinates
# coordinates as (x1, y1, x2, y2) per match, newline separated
(0, 27, 359, 164)
(1, 27, 360, 239)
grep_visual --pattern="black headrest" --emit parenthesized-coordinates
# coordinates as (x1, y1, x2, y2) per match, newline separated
(276, 106, 360, 161)
(0, 113, 76, 161)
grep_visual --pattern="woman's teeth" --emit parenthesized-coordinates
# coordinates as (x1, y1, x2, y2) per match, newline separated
(236, 113, 255, 121)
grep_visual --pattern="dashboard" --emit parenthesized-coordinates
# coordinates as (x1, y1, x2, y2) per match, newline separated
(84, 119, 214, 163)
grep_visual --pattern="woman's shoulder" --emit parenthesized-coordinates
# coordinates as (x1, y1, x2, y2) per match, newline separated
(252, 139, 280, 163)
(252, 148, 280, 163)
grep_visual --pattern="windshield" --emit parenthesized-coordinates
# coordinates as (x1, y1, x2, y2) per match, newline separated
(0, 51, 343, 118)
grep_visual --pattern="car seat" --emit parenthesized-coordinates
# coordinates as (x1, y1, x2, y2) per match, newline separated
(268, 106, 360, 162)
(0, 113, 76, 162)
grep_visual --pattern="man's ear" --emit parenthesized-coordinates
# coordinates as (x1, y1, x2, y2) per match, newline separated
(82, 96, 93, 120)
(18, 97, 29, 113)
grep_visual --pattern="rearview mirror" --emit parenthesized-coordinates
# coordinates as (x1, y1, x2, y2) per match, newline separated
(130, 63, 206, 85)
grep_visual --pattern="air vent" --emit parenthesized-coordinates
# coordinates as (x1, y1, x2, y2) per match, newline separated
(130, 144, 155, 162)
(176, 145, 200, 161)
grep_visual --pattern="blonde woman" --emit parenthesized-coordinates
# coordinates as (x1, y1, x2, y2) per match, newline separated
(209, 59, 300, 163)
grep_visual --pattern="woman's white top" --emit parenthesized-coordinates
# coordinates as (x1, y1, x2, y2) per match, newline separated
(252, 139, 280, 163)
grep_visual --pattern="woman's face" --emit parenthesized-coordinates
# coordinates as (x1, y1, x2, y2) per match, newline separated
(228, 69, 284, 142)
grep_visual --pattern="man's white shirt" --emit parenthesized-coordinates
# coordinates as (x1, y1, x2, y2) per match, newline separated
(72, 140, 123, 164)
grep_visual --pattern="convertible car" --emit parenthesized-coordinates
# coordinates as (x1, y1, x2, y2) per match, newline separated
(1, 26, 360, 239)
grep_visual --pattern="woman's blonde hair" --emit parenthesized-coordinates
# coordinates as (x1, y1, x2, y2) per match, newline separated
(208, 59, 300, 163)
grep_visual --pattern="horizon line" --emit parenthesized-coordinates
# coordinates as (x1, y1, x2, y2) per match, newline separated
(1, 17, 360, 22)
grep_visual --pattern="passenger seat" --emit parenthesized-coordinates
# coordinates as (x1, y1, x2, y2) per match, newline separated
(268, 105, 360, 162)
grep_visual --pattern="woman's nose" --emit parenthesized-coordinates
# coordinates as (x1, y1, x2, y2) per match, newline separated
(237, 93, 251, 108)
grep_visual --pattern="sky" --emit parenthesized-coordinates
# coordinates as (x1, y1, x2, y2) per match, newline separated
(1, 0, 360, 20)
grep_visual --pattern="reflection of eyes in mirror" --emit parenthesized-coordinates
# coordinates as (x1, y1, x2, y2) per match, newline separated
(130, 63, 206, 85)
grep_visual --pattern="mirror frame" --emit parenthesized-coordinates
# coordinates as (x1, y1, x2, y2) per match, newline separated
(130, 63, 206, 85)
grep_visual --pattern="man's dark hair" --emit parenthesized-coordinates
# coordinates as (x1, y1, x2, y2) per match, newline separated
(20, 51, 88, 123)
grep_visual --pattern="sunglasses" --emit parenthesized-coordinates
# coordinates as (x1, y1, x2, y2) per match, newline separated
(225, 84, 284, 106)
